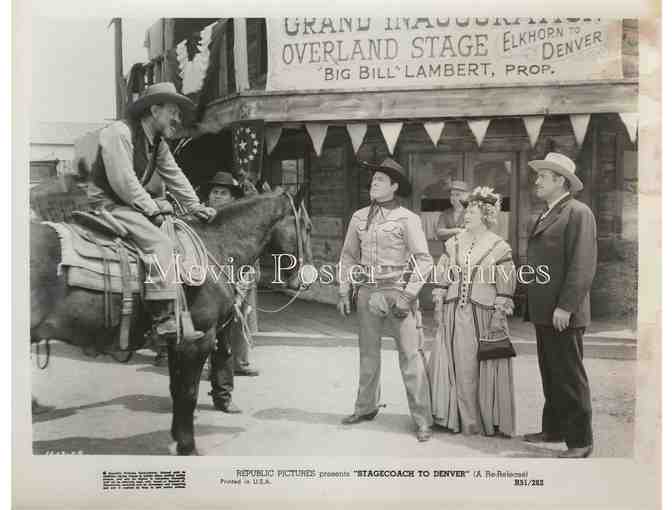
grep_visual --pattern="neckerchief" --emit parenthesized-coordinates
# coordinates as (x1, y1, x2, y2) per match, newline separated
(366, 197, 400, 230)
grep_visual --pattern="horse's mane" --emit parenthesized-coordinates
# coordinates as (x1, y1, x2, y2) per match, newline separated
(207, 188, 288, 226)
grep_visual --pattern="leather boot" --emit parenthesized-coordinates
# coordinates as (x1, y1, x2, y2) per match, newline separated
(150, 301, 204, 344)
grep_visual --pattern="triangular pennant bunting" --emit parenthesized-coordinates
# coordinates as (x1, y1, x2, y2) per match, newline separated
(569, 114, 591, 149)
(522, 116, 545, 149)
(346, 123, 368, 154)
(423, 121, 445, 147)
(305, 123, 329, 157)
(467, 119, 491, 147)
(380, 122, 403, 155)
(618, 113, 639, 144)
(265, 126, 283, 154)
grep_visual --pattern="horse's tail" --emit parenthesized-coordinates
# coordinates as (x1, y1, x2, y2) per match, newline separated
(76, 157, 90, 181)
(30, 222, 64, 329)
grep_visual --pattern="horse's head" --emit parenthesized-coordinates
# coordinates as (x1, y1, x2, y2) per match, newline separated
(269, 185, 315, 291)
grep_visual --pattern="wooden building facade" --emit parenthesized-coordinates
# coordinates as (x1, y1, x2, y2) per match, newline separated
(142, 18, 639, 321)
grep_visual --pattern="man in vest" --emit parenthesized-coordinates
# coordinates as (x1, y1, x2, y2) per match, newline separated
(88, 82, 217, 344)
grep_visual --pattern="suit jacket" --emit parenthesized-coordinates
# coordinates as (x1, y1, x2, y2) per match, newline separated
(526, 195, 597, 327)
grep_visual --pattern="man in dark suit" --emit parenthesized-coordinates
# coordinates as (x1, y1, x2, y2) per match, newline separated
(523, 152, 597, 458)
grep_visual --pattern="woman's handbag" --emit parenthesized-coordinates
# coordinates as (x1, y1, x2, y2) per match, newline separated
(477, 311, 516, 361)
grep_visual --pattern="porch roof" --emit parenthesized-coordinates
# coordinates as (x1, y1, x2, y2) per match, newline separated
(197, 79, 638, 134)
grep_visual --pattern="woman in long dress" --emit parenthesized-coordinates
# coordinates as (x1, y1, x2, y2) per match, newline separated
(430, 187, 517, 436)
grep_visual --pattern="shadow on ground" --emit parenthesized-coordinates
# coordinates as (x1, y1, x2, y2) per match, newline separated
(252, 407, 562, 458)
(32, 424, 243, 455)
(32, 394, 217, 424)
(32, 341, 161, 366)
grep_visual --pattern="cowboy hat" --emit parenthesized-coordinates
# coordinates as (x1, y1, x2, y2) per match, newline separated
(528, 152, 583, 193)
(204, 171, 244, 198)
(359, 158, 412, 197)
(127, 82, 195, 120)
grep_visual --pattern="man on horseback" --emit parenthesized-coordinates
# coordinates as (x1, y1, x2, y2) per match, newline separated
(87, 82, 216, 344)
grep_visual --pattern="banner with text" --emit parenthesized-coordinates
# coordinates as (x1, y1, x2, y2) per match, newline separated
(266, 18, 623, 91)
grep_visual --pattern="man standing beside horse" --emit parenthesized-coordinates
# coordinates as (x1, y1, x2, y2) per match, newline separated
(201, 171, 260, 414)
(338, 158, 433, 442)
(88, 82, 217, 344)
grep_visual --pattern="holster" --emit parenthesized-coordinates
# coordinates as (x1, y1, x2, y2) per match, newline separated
(350, 285, 360, 313)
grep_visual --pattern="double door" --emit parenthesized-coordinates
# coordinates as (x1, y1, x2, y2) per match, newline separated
(409, 151, 519, 310)
(409, 151, 518, 256)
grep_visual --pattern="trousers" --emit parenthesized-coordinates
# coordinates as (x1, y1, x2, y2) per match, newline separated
(209, 324, 236, 403)
(534, 325, 593, 448)
(108, 206, 177, 300)
(353, 285, 432, 429)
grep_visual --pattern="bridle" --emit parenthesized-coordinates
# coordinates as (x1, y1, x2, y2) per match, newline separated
(255, 190, 314, 313)
(284, 189, 312, 283)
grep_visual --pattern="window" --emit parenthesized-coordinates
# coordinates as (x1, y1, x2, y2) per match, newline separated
(274, 158, 305, 194)
(30, 160, 57, 185)
(268, 156, 311, 211)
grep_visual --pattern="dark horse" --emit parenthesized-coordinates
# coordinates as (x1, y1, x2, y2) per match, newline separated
(30, 187, 313, 455)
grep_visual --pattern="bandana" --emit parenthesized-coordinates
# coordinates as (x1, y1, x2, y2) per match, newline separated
(365, 198, 400, 230)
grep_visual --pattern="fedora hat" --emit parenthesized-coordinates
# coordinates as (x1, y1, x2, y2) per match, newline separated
(205, 172, 244, 197)
(528, 152, 583, 193)
(450, 180, 469, 193)
(359, 158, 412, 197)
(127, 82, 195, 120)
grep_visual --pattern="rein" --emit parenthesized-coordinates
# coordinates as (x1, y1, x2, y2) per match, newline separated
(256, 191, 312, 313)
(168, 191, 312, 317)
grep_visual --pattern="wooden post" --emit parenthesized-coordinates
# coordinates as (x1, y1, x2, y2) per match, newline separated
(614, 126, 625, 236)
(233, 18, 250, 92)
(112, 18, 124, 119)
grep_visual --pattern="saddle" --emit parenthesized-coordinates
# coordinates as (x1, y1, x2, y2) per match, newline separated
(44, 212, 144, 351)
(44, 209, 206, 351)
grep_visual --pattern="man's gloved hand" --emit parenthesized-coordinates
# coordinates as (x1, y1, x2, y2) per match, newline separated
(391, 293, 412, 319)
(149, 212, 164, 227)
(337, 294, 351, 317)
(155, 199, 174, 216)
(194, 205, 217, 223)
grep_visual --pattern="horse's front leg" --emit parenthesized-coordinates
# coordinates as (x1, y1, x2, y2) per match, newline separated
(168, 329, 214, 455)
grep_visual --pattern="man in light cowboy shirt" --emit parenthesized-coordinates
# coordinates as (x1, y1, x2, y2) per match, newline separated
(338, 158, 434, 442)
(88, 82, 217, 344)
